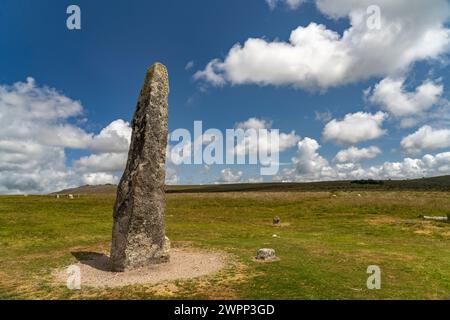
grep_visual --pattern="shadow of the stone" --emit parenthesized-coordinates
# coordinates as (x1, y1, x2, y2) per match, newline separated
(71, 252, 112, 272)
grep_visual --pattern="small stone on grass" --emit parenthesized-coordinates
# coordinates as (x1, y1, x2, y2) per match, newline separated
(273, 216, 281, 225)
(256, 248, 277, 261)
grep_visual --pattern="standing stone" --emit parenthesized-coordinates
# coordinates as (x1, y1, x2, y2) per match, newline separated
(110, 63, 170, 272)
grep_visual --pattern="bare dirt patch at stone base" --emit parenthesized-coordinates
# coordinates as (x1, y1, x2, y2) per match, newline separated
(54, 248, 227, 288)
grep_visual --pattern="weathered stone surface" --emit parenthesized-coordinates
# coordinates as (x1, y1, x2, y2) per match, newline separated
(423, 216, 448, 222)
(110, 63, 170, 272)
(256, 248, 277, 261)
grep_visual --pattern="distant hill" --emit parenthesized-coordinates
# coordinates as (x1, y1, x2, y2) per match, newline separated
(51, 184, 117, 195)
(52, 175, 450, 195)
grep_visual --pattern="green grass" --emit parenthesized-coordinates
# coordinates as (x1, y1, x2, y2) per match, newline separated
(1, 191, 450, 300)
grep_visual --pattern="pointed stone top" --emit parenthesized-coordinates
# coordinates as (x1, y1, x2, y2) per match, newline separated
(148, 62, 167, 73)
(145, 62, 169, 96)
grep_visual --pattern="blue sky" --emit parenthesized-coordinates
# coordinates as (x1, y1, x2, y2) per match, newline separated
(1, 0, 450, 193)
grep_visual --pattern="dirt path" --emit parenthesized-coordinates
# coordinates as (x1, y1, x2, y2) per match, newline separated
(54, 248, 227, 288)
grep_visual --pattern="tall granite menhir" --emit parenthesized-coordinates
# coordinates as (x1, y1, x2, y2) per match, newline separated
(110, 63, 170, 272)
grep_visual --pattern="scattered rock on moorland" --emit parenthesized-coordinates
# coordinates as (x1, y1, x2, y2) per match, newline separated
(422, 216, 448, 222)
(256, 248, 277, 261)
(273, 216, 281, 225)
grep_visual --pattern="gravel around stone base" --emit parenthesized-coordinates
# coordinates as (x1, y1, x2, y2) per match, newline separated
(55, 248, 227, 288)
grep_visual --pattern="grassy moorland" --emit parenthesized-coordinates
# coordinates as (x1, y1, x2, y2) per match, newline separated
(55, 175, 450, 195)
(0, 191, 449, 300)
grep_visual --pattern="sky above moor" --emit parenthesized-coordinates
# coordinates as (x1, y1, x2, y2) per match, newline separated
(1, 0, 450, 194)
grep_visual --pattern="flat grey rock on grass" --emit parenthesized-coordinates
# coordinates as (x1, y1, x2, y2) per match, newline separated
(256, 248, 277, 261)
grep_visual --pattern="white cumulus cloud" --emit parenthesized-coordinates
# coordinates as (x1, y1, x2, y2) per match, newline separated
(401, 126, 450, 155)
(73, 152, 128, 173)
(266, 0, 305, 10)
(323, 112, 387, 145)
(82, 173, 119, 186)
(276, 142, 450, 182)
(196, 0, 450, 91)
(0, 78, 90, 194)
(218, 168, 243, 183)
(369, 77, 444, 117)
(279, 138, 334, 181)
(334, 146, 382, 163)
(232, 117, 300, 157)
(89, 119, 131, 153)
(235, 117, 272, 130)
(0, 78, 135, 194)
